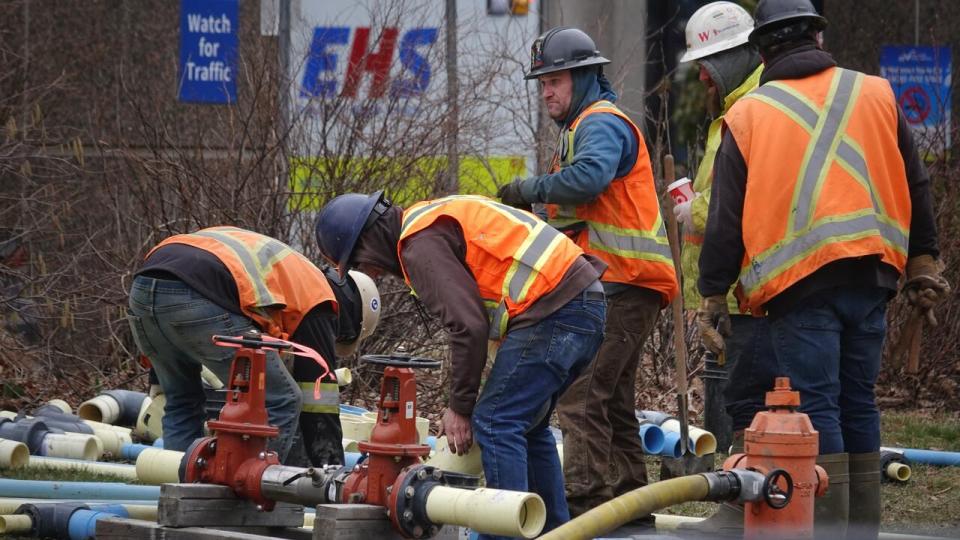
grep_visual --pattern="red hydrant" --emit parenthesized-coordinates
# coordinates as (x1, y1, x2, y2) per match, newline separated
(723, 377, 829, 540)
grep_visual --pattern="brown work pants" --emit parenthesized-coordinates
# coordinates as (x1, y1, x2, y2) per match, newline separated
(557, 286, 661, 518)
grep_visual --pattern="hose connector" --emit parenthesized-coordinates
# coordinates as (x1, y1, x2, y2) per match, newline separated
(701, 468, 778, 505)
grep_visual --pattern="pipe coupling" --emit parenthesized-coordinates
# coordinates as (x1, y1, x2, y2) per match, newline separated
(15, 502, 88, 539)
(701, 468, 767, 504)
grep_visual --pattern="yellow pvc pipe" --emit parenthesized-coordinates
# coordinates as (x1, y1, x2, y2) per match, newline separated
(78, 395, 122, 424)
(200, 365, 224, 389)
(886, 461, 912, 482)
(135, 448, 184, 485)
(45, 400, 73, 414)
(91, 428, 132, 456)
(334, 367, 352, 387)
(424, 436, 483, 476)
(137, 394, 165, 442)
(660, 419, 718, 457)
(539, 474, 710, 540)
(425, 485, 546, 539)
(42, 433, 101, 461)
(27, 456, 138, 481)
(339, 414, 374, 442)
(0, 439, 29, 468)
(0, 514, 33, 534)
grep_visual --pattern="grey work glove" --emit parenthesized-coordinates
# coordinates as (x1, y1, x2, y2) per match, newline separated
(496, 179, 529, 209)
(696, 294, 732, 355)
(903, 254, 951, 325)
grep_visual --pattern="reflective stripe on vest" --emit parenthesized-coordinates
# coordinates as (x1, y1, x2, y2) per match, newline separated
(737, 69, 909, 295)
(192, 227, 294, 315)
(299, 382, 340, 414)
(401, 196, 573, 340)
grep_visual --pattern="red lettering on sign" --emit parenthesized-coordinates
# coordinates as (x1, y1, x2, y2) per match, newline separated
(341, 27, 399, 98)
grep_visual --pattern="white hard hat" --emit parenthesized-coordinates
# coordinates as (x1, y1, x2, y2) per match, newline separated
(335, 270, 381, 357)
(680, 1, 755, 63)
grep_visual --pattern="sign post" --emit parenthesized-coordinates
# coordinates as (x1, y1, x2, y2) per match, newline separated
(880, 46, 952, 154)
(179, 0, 238, 104)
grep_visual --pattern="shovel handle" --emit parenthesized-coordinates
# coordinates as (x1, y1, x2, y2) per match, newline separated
(664, 155, 690, 455)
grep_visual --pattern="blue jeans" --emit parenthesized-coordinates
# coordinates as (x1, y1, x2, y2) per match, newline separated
(127, 275, 301, 459)
(724, 315, 777, 432)
(472, 292, 605, 539)
(769, 286, 888, 454)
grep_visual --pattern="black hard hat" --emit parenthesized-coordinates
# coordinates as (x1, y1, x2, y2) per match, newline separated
(525, 27, 610, 80)
(749, 0, 827, 48)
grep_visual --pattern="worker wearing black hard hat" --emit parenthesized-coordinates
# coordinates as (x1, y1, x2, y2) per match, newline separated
(696, 1, 947, 538)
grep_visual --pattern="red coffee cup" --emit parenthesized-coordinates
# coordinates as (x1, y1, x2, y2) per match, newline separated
(667, 177, 695, 205)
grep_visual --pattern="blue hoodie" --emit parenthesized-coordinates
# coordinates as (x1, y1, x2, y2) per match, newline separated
(519, 68, 639, 205)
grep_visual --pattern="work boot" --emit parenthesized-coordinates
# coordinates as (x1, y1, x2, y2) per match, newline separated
(815, 453, 849, 539)
(847, 452, 881, 540)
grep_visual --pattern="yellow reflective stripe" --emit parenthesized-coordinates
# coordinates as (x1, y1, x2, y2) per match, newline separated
(503, 223, 566, 303)
(584, 220, 672, 263)
(193, 228, 295, 308)
(740, 210, 909, 294)
(484, 300, 509, 340)
(299, 382, 340, 413)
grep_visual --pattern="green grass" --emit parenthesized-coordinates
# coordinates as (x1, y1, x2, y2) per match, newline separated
(0, 466, 134, 483)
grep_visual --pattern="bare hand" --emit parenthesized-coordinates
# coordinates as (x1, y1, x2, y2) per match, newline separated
(438, 408, 473, 456)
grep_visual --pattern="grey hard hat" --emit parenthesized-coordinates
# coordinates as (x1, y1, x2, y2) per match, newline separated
(525, 27, 610, 80)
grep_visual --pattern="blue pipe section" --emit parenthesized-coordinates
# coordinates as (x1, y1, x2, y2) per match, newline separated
(426, 435, 437, 450)
(659, 431, 695, 459)
(882, 446, 960, 467)
(639, 424, 665, 455)
(339, 404, 368, 416)
(345, 451, 362, 469)
(0, 479, 160, 500)
(68, 507, 129, 540)
(120, 443, 153, 460)
(152, 438, 164, 448)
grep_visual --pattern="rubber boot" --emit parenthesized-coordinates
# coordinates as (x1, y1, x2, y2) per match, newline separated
(846, 452, 880, 540)
(676, 430, 744, 537)
(814, 453, 849, 539)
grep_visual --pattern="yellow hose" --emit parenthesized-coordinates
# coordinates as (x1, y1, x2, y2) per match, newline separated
(539, 475, 710, 540)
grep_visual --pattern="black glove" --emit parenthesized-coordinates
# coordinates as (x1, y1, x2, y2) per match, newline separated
(496, 180, 528, 209)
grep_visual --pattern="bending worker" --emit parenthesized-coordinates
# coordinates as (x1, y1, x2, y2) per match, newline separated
(315, 192, 606, 537)
(674, 2, 774, 535)
(128, 226, 379, 467)
(697, 1, 948, 538)
(497, 26, 677, 519)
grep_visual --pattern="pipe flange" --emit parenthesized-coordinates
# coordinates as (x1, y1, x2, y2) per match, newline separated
(389, 465, 442, 538)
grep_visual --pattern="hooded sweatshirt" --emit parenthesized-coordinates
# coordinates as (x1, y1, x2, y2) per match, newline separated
(350, 204, 604, 416)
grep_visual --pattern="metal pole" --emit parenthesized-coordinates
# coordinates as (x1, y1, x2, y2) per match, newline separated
(444, 0, 459, 195)
(915, 0, 919, 46)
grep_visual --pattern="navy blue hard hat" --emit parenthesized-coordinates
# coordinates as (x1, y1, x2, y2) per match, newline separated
(315, 190, 391, 277)
(525, 27, 610, 80)
(750, 0, 827, 48)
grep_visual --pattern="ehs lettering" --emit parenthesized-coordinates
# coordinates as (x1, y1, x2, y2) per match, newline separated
(300, 26, 439, 99)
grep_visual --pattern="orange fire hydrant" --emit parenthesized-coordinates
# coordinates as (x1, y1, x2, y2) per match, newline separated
(723, 377, 829, 540)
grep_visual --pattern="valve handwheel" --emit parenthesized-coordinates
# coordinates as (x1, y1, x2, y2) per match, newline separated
(763, 468, 794, 509)
(360, 354, 441, 369)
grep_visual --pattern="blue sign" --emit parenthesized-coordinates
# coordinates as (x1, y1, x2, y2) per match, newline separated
(880, 46, 952, 151)
(179, 0, 238, 104)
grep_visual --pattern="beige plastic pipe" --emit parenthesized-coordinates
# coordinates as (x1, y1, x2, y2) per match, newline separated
(133, 396, 154, 440)
(135, 448, 184, 485)
(886, 461, 912, 482)
(0, 514, 32, 535)
(341, 439, 359, 453)
(425, 485, 546, 539)
(424, 436, 483, 476)
(27, 456, 138, 480)
(334, 367, 352, 387)
(78, 394, 122, 424)
(136, 394, 165, 442)
(0, 439, 29, 468)
(0, 411, 131, 454)
(45, 400, 73, 414)
(339, 415, 374, 442)
(200, 365, 224, 389)
(41, 433, 101, 461)
(660, 418, 718, 457)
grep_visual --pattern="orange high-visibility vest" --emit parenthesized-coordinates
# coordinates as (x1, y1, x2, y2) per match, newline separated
(724, 67, 911, 313)
(399, 195, 584, 340)
(544, 100, 678, 306)
(148, 227, 337, 339)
